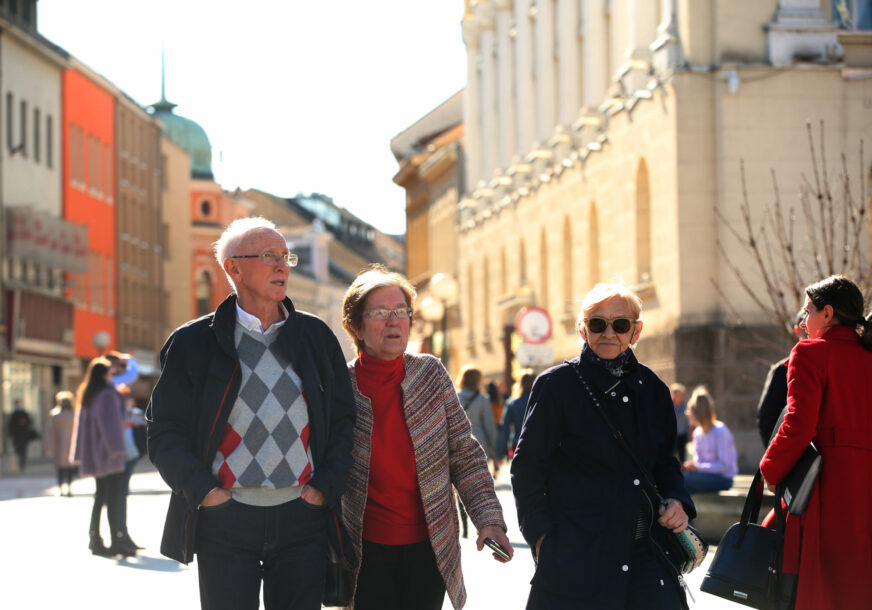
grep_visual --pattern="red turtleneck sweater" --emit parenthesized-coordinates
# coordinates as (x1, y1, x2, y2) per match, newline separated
(355, 351, 428, 545)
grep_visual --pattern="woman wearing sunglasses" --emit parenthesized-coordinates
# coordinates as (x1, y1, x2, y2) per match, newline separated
(512, 282, 695, 609)
(339, 265, 513, 610)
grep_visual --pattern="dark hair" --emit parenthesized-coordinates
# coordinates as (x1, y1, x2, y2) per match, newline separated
(806, 275, 872, 351)
(519, 372, 536, 395)
(341, 264, 416, 354)
(76, 357, 112, 409)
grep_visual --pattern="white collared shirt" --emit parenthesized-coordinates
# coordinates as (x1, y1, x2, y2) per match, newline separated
(235, 302, 289, 335)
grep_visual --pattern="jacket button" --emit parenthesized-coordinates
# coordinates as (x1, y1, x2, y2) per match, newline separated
(610, 391, 617, 397)
(622, 564, 629, 572)
(622, 396, 629, 403)
(633, 479, 640, 486)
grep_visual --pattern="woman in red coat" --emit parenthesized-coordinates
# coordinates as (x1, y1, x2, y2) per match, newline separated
(760, 275, 872, 610)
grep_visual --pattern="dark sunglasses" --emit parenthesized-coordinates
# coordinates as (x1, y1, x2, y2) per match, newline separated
(584, 317, 636, 334)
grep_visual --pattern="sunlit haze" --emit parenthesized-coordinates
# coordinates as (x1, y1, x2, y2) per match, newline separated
(37, 0, 468, 235)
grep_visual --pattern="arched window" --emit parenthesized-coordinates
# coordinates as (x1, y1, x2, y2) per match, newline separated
(500, 247, 507, 296)
(636, 158, 652, 283)
(520, 239, 528, 286)
(539, 227, 549, 310)
(563, 215, 573, 312)
(483, 256, 491, 341)
(588, 201, 600, 287)
(196, 270, 212, 316)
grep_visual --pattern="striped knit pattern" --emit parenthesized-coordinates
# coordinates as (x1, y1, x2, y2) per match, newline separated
(341, 353, 507, 610)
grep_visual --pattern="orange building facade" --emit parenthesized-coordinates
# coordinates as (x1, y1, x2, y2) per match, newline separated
(62, 67, 117, 360)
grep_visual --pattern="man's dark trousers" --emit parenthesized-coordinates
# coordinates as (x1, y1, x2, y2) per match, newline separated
(195, 497, 327, 610)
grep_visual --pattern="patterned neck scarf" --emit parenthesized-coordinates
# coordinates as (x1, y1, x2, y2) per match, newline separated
(581, 343, 633, 378)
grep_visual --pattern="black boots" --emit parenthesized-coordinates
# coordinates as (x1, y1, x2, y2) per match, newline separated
(107, 531, 138, 557)
(89, 533, 112, 557)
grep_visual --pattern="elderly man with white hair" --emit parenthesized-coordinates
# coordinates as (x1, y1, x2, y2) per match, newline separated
(147, 217, 356, 610)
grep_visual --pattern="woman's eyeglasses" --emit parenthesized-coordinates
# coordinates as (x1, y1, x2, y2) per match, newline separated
(363, 307, 413, 321)
(584, 317, 635, 334)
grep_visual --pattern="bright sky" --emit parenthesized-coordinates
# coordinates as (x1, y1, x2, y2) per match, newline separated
(36, 0, 468, 236)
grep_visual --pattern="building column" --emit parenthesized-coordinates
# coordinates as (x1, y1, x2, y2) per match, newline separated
(556, 0, 580, 128)
(495, 0, 515, 174)
(582, 0, 608, 111)
(651, 0, 683, 74)
(622, 0, 657, 92)
(514, 0, 535, 162)
(462, 14, 482, 191)
(479, 1, 498, 183)
(535, 0, 556, 144)
(767, 0, 837, 66)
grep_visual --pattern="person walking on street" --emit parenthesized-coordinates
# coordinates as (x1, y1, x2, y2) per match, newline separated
(47, 391, 77, 496)
(71, 357, 135, 557)
(8, 399, 36, 472)
(496, 371, 535, 465)
(147, 217, 355, 610)
(670, 384, 689, 463)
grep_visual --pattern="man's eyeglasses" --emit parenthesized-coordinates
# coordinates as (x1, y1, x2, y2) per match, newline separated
(584, 317, 636, 334)
(230, 251, 298, 267)
(363, 307, 413, 321)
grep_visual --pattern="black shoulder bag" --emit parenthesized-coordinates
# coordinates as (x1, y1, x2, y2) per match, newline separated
(568, 362, 709, 577)
(700, 470, 797, 609)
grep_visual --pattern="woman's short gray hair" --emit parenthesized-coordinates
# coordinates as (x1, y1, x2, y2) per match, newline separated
(577, 282, 643, 327)
(212, 217, 277, 265)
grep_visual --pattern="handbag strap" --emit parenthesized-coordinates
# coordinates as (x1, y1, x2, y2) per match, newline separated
(567, 360, 667, 506)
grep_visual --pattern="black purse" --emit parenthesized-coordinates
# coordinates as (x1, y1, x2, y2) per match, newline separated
(700, 470, 796, 609)
(568, 362, 709, 576)
(322, 507, 357, 607)
(768, 406, 821, 515)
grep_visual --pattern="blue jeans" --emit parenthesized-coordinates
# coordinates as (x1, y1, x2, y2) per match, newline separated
(195, 497, 327, 610)
(682, 471, 733, 494)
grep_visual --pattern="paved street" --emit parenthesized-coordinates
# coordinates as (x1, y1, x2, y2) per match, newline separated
(1, 461, 734, 609)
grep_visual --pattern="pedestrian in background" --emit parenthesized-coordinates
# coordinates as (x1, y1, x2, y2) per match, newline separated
(495, 370, 535, 464)
(756, 308, 807, 446)
(71, 357, 135, 557)
(670, 383, 689, 463)
(340, 266, 511, 610)
(47, 391, 77, 496)
(8, 398, 36, 472)
(761, 275, 872, 610)
(681, 386, 737, 494)
(486, 380, 503, 428)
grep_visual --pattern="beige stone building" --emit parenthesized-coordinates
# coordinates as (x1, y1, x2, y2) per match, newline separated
(457, 0, 872, 467)
(159, 135, 192, 337)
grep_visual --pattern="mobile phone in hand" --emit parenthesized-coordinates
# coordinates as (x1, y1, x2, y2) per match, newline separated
(483, 536, 510, 561)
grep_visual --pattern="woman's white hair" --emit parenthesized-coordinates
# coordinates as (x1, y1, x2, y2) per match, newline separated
(212, 217, 277, 265)
(576, 282, 643, 327)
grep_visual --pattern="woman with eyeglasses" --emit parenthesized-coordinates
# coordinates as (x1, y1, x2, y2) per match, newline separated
(761, 275, 872, 610)
(512, 282, 694, 610)
(339, 265, 513, 610)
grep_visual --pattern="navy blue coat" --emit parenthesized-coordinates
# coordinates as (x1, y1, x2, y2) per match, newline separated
(511, 352, 694, 605)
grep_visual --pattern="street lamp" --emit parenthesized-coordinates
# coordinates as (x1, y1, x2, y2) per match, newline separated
(420, 273, 459, 369)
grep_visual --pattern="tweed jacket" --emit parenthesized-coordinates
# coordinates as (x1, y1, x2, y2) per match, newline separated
(342, 353, 507, 609)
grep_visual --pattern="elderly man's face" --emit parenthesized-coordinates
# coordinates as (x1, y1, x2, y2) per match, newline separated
(228, 229, 291, 307)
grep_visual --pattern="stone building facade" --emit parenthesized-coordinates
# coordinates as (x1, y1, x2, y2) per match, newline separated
(457, 0, 872, 468)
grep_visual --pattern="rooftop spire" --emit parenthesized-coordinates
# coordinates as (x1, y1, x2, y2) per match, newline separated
(151, 46, 177, 112)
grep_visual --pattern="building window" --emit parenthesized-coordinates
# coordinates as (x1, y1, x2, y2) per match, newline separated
(45, 114, 52, 167)
(200, 199, 211, 217)
(635, 159, 652, 284)
(105, 142, 113, 202)
(19, 99, 26, 157)
(562, 216, 573, 312)
(539, 228, 549, 310)
(21, 0, 29, 23)
(33, 107, 39, 162)
(588, 201, 600, 286)
(5, 92, 12, 151)
(196, 270, 212, 316)
(834, 0, 872, 29)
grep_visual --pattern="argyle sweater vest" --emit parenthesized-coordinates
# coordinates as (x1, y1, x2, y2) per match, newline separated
(211, 323, 314, 502)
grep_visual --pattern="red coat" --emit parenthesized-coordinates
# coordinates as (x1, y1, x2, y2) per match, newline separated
(760, 325, 872, 610)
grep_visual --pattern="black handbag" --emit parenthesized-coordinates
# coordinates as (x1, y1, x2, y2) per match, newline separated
(322, 508, 357, 607)
(768, 406, 821, 515)
(700, 470, 796, 610)
(568, 362, 709, 575)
